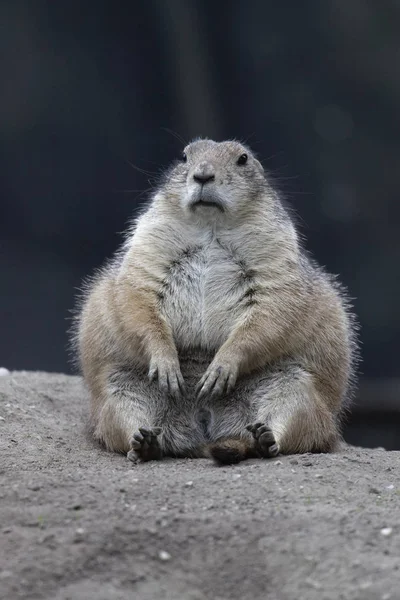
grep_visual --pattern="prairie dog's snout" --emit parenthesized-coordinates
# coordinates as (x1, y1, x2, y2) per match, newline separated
(187, 157, 223, 212)
(192, 161, 215, 185)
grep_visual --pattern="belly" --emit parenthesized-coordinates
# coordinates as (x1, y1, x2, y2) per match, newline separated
(160, 244, 252, 352)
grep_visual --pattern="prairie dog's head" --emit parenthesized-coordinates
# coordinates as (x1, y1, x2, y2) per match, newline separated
(160, 139, 267, 220)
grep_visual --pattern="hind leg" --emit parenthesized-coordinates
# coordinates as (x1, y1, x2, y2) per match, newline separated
(249, 363, 339, 456)
(91, 367, 165, 462)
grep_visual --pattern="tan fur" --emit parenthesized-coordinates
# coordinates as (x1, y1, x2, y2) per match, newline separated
(71, 139, 358, 463)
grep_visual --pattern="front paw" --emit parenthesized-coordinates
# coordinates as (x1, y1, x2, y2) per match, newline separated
(196, 357, 238, 400)
(148, 354, 185, 399)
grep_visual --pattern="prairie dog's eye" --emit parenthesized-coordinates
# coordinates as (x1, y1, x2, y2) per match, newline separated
(237, 153, 248, 166)
(181, 152, 187, 163)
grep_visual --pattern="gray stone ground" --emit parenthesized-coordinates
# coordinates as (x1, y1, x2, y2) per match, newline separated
(0, 372, 399, 600)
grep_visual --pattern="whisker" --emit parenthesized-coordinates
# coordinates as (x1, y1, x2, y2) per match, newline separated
(113, 188, 153, 194)
(261, 150, 286, 163)
(241, 133, 261, 147)
(161, 127, 187, 146)
(125, 159, 158, 177)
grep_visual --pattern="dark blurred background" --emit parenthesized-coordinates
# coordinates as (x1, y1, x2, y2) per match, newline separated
(1, 0, 399, 448)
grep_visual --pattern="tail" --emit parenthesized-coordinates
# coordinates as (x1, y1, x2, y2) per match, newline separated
(206, 437, 254, 465)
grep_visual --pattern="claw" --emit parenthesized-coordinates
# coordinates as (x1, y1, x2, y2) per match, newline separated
(226, 373, 237, 394)
(139, 427, 151, 438)
(268, 443, 279, 457)
(177, 372, 186, 394)
(168, 372, 182, 399)
(210, 373, 228, 399)
(195, 376, 206, 396)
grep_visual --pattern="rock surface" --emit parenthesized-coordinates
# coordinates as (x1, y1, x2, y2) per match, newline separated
(0, 372, 399, 600)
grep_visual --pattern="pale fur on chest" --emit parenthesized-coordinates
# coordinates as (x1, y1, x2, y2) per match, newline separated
(160, 237, 257, 351)
(122, 206, 299, 355)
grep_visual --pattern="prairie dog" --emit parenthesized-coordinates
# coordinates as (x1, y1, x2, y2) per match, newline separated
(72, 139, 358, 465)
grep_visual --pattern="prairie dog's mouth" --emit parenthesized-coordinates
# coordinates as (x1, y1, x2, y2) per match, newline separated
(188, 188, 225, 212)
(192, 198, 224, 212)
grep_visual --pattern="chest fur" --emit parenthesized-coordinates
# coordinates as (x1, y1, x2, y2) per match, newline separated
(159, 240, 256, 351)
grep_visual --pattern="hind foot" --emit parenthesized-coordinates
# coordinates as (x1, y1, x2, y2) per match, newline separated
(246, 422, 280, 458)
(127, 427, 163, 463)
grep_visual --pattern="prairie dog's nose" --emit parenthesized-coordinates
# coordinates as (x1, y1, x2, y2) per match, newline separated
(193, 161, 215, 184)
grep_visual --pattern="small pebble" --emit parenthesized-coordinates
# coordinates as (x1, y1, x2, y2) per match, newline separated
(232, 474, 241, 480)
(0, 368, 10, 376)
(146, 527, 157, 534)
(386, 485, 394, 490)
(359, 581, 372, 590)
(0, 570, 12, 579)
(184, 481, 193, 487)
(315, 474, 323, 479)
(73, 527, 85, 544)
(380, 527, 393, 537)
(305, 578, 322, 590)
(369, 487, 380, 495)
(0, 416, 5, 421)
(73, 528, 85, 543)
(274, 460, 282, 466)
(158, 550, 171, 561)
(290, 459, 299, 465)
